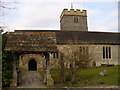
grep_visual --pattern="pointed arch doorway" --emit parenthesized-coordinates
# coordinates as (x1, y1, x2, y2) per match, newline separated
(28, 59, 37, 71)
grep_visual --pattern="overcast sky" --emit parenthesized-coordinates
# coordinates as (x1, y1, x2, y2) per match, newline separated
(0, 0, 119, 32)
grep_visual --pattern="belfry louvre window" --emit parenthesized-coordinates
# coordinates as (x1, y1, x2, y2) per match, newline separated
(103, 47, 111, 59)
(74, 16, 78, 23)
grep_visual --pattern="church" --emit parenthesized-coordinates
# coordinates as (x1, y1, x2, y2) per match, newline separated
(3, 8, 119, 87)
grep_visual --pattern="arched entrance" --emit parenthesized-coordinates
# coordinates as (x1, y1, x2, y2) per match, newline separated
(28, 59, 37, 71)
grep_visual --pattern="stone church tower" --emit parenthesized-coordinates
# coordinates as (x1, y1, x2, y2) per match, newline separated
(60, 9, 88, 31)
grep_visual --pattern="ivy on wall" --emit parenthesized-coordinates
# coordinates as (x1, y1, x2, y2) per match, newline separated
(2, 52, 13, 87)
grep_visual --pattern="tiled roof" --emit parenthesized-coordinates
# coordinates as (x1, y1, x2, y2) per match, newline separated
(4, 32, 57, 52)
(4, 30, 119, 52)
(56, 31, 119, 45)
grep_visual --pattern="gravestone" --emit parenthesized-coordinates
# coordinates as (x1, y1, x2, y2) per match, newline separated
(99, 69, 107, 76)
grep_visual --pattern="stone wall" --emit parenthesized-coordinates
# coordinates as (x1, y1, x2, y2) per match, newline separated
(60, 9, 88, 31)
(49, 53, 59, 69)
(19, 45, 119, 71)
(89, 45, 119, 66)
(60, 15, 88, 31)
(19, 54, 45, 72)
(57, 45, 90, 68)
(57, 45, 119, 67)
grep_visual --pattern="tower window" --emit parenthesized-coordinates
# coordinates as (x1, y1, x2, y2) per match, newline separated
(74, 16, 78, 23)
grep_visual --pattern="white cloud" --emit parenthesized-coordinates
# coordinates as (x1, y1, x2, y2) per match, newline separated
(2, 1, 118, 32)
(88, 8, 118, 32)
(5, 2, 85, 31)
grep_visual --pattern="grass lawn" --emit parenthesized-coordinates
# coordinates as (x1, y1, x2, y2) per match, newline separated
(50, 65, 119, 87)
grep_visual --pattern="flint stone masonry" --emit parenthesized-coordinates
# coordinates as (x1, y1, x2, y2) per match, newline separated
(14, 44, 120, 72)
(57, 45, 119, 67)
(60, 9, 88, 31)
(16, 44, 119, 75)
(46, 74, 54, 87)
(19, 54, 45, 72)
(2, 7, 120, 88)
(89, 45, 119, 66)
(60, 9, 87, 19)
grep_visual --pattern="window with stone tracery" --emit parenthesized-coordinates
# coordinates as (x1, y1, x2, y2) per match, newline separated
(103, 47, 111, 59)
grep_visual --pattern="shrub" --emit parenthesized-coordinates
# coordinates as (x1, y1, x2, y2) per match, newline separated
(66, 74, 71, 82)
(71, 81, 78, 85)
(99, 81, 105, 85)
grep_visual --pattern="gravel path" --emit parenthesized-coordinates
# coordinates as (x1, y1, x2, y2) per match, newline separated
(18, 71, 47, 88)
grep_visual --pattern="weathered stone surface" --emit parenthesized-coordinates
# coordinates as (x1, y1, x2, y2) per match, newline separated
(18, 71, 47, 88)
(46, 74, 54, 87)
(99, 69, 107, 76)
(19, 54, 45, 72)
(10, 71, 17, 87)
(2, 7, 120, 88)
(60, 9, 88, 31)
(57, 45, 119, 67)
(21, 71, 42, 85)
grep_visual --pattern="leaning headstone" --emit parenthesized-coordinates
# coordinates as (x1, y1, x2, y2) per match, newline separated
(99, 69, 107, 76)
(99, 72, 104, 76)
(103, 69, 107, 75)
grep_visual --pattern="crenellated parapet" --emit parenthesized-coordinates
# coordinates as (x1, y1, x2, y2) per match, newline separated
(60, 9, 87, 20)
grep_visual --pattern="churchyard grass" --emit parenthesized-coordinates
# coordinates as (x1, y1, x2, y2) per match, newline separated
(50, 65, 119, 87)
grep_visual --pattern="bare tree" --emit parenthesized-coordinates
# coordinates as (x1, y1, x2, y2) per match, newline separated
(0, 0, 18, 33)
(0, 0, 18, 16)
(58, 31, 92, 83)
(59, 52, 66, 83)
(59, 45, 91, 83)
